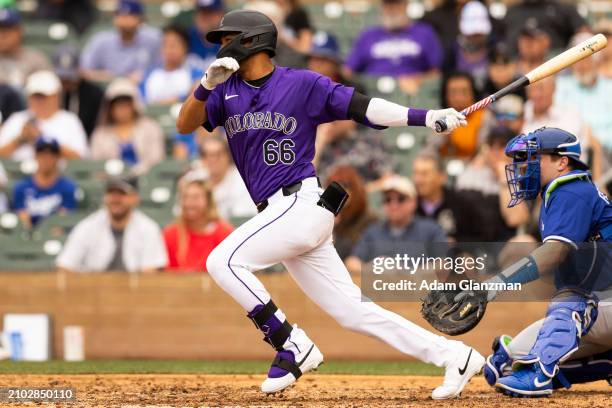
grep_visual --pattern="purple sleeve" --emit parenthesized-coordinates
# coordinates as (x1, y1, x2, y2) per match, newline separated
(304, 72, 355, 124)
(422, 25, 443, 70)
(345, 32, 367, 73)
(203, 86, 224, 131)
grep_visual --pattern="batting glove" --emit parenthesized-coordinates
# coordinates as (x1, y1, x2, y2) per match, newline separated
(202, 57, 240, 90)
(426, 108, 467, 134)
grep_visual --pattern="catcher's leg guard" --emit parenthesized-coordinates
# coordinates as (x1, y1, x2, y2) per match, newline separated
(484, 334, 513, 386)
(514, 289, 599, 380)
(553, 349, 612, 388)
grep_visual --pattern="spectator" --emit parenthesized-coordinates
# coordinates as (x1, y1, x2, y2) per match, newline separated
(516, 19, 551, 75)
(421, 0, 469, 53)
(325, 166, 378, 261)
(32, 0, 97, 35)
(91, 78, 165, 175)
(345, 0, 442, 94)
(57, 176, 168, 273)
(455, 126, 529, 242)
(80, 0, 161, 82)
(0, 8, 51, 88)
(596, 20, 612, 78)
(173, 0, 224, 65)
(243, 1, 306, 69)
(141, 25, 204, 105)
(443, 1, 492, 92)
(435, 71, 486, 159)
(411, 151, 481, 242)
(53, 46, 104, 138)
(346, 175, 447, 274)
(12, 138, 77, 229)
(504, 0, 587, 53)
(0, 71, 88, 160)
(490, 94, 524, 134)
(276, 0, 313, 54)
(315, 118, 391, 185)
(555, 32, 612, 152)
(164, 172, 233, 272)
(307, 31, 366, 93)
(0, 83, 24, 123)
(483, 43, 525, 100)
(522, 76, 602, 179)
(194, 137, 257, 219)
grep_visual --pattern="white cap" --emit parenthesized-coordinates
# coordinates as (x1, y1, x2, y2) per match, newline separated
(105, 77, 144, 113)
(382, 175, 416, 198)
(459, 1, 491, 36)
(25, 70, 62, 96)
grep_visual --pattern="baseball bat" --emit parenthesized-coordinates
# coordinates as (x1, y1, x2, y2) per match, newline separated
(435, 33, 608, 133)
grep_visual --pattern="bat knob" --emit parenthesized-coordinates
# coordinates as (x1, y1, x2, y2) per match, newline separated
(434, 119, 448, 133)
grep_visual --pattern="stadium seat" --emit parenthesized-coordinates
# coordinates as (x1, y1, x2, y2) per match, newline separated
(32, 211, 90, 242)
(64, 160, 110, 182)
(140, 160, 189, 188)
(0, 238, 56, 271)
(75, 179, 106, 210)
(140, 206, 174, 228)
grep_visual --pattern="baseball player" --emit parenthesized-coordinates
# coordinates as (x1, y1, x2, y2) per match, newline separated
(177, 10, 485, 398)
(478, 127, 612, 397)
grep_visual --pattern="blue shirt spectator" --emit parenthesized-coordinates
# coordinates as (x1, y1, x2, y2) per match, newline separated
(12, 138, 77, 228)
(187, 0, 224, 63)
(80, 0, 161, 82)
(345, 175, 447, 274)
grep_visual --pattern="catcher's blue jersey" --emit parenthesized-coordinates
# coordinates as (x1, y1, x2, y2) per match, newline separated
(539, 170, 612, 291)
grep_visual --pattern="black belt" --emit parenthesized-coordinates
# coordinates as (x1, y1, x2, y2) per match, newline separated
(256, 178, 321, 213)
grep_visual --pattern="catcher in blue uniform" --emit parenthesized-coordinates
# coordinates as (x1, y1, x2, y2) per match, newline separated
(480, 127, 612, 397)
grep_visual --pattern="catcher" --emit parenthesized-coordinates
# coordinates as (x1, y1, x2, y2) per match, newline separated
(422, 127, 612, 397)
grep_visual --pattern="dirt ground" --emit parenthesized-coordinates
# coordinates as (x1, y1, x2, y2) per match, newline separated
(0, 374, 609, 408)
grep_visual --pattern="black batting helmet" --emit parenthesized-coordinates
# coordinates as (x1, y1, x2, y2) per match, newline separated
(206, 10, 277, 62)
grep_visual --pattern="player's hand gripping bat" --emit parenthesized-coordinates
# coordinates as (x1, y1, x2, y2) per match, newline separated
(435, 33, 608, 133)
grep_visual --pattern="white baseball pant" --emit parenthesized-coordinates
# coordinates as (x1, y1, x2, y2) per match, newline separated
(206, 177, 463, 367)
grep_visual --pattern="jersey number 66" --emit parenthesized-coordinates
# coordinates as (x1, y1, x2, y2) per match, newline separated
(263, 139, 296, 165)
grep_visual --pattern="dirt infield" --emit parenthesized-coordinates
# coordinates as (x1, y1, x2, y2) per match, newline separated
(0, 374, 609, 408)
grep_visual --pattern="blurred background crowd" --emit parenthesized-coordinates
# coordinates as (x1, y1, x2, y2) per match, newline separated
(0, 0, 611, 274)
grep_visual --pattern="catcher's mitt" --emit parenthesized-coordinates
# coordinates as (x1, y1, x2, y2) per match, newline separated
(421, 288, 488, 336)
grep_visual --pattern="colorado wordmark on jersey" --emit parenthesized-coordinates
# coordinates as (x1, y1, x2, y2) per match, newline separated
(205, 66, 355, 204)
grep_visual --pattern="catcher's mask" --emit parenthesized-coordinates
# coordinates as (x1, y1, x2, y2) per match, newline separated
(504, 127, 588, 208)
(206, 10, 277, 62)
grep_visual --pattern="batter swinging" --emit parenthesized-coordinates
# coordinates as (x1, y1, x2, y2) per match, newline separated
(177, 10, 485, 399)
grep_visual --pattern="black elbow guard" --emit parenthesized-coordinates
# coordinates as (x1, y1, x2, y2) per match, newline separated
(348, 91, 388, 130)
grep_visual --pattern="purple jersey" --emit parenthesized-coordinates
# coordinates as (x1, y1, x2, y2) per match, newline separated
(205, 66, 354, 204)
(345, 23, 442, 77)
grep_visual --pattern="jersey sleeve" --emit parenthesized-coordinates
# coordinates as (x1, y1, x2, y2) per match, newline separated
(203, 86, 225, 132)
(541, 191, 593, 246)
(304, 72, 355, 125)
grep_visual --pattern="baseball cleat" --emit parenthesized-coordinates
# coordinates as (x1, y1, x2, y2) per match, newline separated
(431, 346, 485, 400)
(495, 364, 553, 397)
(261, 325, 324, 394)
(484, 334, 513, 386)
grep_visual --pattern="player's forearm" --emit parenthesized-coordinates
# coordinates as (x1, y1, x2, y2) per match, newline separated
(364, 98, 422, 127)
(177, 88, 209, 134)
(488, 240, 571, 286)
(362, 97, 466, 131)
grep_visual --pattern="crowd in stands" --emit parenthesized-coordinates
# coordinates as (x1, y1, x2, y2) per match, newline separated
(1, 0, 611, 274)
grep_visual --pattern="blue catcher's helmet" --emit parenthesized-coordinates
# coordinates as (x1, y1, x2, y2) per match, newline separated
(504, 127, 589, 207)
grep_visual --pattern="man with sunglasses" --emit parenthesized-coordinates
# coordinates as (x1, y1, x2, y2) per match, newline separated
(347, 175, 447, 272)
(177, 9, 483, 400)
(476, 127, 612, 397)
